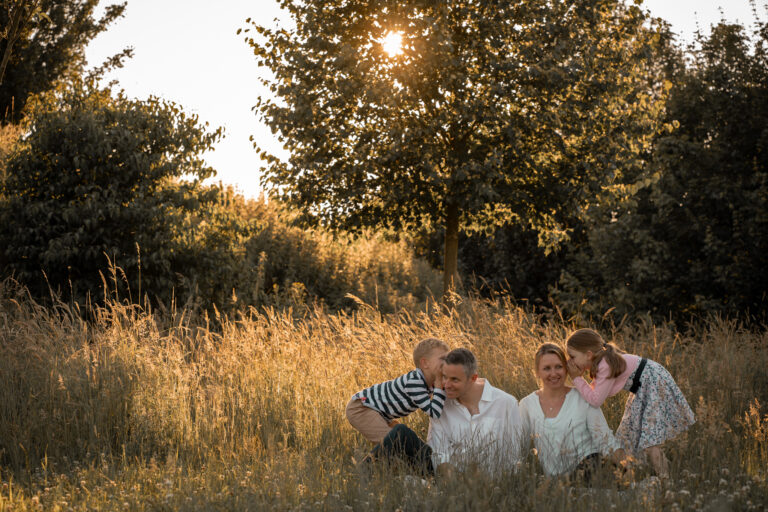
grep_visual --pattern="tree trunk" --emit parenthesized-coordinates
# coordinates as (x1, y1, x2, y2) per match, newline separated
(0, 1, 27, 87)
(443, 200, 460, 299)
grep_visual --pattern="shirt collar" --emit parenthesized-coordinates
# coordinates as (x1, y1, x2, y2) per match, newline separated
(446, 379, 495, 407)
(479, 379, 495, 402)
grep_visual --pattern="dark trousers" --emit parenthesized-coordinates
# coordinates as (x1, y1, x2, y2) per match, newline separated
(368, 424, 434, 476)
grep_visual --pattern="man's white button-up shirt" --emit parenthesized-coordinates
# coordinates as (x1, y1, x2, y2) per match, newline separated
(427, 379, 524, 473)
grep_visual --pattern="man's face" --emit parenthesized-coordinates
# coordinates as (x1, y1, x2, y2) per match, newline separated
(441, 363, 476, 399)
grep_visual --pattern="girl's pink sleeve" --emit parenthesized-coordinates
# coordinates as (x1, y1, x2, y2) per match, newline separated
(572, 361, 614, 407)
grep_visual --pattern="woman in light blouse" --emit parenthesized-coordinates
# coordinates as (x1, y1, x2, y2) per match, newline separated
(519, 343, 624, 480)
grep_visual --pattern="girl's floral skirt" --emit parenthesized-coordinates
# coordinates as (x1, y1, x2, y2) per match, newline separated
(617, 359, 695, 453)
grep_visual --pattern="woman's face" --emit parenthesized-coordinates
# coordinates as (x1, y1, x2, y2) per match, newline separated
(537, 353, 567, 390)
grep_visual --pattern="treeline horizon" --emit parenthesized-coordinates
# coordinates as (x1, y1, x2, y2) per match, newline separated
(0, 1, 766, 322)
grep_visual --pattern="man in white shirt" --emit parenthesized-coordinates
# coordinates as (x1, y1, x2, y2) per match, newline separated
(428, 348, 524, 474)
(363, 348, 523, 476)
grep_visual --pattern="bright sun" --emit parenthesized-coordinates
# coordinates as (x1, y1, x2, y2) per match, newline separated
(381, 31, 403, 57)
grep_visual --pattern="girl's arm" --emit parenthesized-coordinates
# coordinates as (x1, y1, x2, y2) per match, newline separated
(572, 362, 614, 407)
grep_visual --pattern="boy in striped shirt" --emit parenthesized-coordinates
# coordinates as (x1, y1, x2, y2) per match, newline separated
(346, 337, 449, 444)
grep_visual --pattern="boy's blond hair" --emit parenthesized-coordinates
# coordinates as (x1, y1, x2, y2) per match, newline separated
(413, 337, 449, 367)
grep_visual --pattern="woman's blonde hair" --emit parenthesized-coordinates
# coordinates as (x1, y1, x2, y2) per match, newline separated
(565, 328, 626, 378)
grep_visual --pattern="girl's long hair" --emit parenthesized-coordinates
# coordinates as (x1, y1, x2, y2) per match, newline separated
(566, 328, 626, 379)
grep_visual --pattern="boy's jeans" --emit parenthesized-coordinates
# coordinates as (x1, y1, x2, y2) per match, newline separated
(368, 424, 434, 476)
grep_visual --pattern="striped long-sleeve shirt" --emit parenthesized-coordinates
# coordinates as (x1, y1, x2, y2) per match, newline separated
(352, 369, 446, 421)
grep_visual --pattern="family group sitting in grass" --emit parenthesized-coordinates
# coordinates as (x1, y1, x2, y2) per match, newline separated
(345, 330, 695, 484)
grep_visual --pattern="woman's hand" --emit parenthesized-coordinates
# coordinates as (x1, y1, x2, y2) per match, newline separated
(567, 359, 584, 379)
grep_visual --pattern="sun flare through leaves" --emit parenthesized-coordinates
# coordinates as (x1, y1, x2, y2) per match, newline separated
(380, 31, 403, 57)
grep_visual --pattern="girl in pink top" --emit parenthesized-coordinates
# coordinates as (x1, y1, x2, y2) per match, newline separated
(565, 328, 695, 478)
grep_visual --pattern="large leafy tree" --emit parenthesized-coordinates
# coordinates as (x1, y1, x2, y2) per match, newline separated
(0, 78, 246, 307)
(556, 19, 768, 318)
(0, 0, 125, 121)
(249, 0, 670, 295)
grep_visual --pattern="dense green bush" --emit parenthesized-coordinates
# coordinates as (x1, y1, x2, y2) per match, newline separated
(413, 222, 564, 305)
(555, 19, 768, 319)
(0, 82, 438, 313)
(0, 78, 247, 309)
(6, 15, 766, 320)
(238, 199, 442, 312)
(428, 17, 768, 321)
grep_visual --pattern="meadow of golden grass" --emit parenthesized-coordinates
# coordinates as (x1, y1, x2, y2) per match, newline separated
(0, 281, 766, 511)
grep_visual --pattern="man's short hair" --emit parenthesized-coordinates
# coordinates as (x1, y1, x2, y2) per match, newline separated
(412, 337, 449, 367)
(442, 348, 478, 377)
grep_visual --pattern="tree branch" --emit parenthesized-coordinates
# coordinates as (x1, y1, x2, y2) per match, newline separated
(0, 0, 41, 87)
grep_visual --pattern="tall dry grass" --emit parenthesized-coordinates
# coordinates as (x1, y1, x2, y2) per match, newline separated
(0, 280, 766, 510)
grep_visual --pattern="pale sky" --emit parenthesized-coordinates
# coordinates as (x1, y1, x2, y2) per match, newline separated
(85, 0, 764, 198)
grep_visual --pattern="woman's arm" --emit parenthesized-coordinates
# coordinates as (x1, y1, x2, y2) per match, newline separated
(586, 404, 621, 456)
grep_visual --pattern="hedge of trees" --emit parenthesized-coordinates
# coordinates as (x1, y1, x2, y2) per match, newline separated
(416, 18, 768, 320)
(0, 1, 765, 320)
(0, 80, 440, 312)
